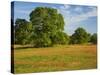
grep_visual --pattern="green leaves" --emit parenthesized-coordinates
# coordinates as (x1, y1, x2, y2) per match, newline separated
(51, 32, 69, 45)
(29, 7, 66, 47)
(70, 27, 90, 44)
(15, 19, 32, 45)
(90, 33, 97, 44)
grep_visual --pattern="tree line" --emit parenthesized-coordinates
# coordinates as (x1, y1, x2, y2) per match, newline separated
(13, 7, 97, 47)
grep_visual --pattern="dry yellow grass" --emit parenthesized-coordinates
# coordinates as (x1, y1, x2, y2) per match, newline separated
(14, 45, 97, 73)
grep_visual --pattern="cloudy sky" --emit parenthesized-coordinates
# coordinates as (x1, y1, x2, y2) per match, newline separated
(13, 1, 97, 35)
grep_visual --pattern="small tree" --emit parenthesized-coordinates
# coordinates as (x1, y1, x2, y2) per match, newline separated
(70, 27, 90, 44)
(90, 33, 97, 44)
(15, 19, 32, 45)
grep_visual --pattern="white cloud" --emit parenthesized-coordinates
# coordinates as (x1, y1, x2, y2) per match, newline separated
(63, 6, 97, 35)
(58, 5, 97, 26)
(59, 4, 70, 10)
(69, 7, 97, 24)
(58, 5, 70, 13)
(63, 4, 70, 9)
(74, 7, 83, 12)
(15, 9, 32, 14)
(58, 5, 71, 27)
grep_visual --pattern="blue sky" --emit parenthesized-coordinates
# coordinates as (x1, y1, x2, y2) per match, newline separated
(13, 1, 97, 35)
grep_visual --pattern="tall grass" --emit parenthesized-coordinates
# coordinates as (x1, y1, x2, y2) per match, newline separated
(14, 45, 97, 73)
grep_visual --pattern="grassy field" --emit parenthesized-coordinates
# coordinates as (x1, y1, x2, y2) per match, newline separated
(14, 45, 97, 73)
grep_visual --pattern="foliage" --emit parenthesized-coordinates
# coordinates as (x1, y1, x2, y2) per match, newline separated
(51, 32, 69, 45)
(14, 7, 97, 47)
(15, 19, 32, 45)
(29, 7, 67, 47)
(90, 33, 97, 44)
(70, 27, 90, 44)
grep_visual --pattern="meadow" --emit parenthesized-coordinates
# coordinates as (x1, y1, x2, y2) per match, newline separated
(14, 45, 97, 73)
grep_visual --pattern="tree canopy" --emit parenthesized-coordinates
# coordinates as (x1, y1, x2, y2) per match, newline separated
(70, 27, 90, 44)
(14, 7, 69, 47)
(29, 7, 68, 47)
(90, 33, 97, 44)
(15, 19, 32, 45)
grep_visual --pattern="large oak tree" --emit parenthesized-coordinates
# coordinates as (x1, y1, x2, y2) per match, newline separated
(30, 7, 68, 47)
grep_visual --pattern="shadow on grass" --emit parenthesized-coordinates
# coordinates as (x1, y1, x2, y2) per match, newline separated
(14, 46, 34, 50)
(14, 45, 50, 50)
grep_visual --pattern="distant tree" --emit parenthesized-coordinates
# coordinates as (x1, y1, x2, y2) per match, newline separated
(85, 33, 91, 43)
(15, 19, 32, 45)
(29, 7, 67, 47)
(90, 33, 97, 44)
(70, 27, 90, 44)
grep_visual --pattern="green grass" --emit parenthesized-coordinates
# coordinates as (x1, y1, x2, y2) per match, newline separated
(14, 45, 97, 73)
